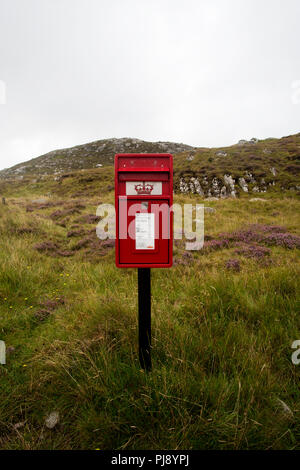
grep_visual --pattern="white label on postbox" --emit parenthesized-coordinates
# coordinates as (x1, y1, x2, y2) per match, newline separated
(135, 213, 155, 250)
(126, 181, 162, 196)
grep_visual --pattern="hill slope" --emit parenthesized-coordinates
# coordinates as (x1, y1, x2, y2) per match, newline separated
(173, 133, 300, 196)
(0, 137, 193, 177)
(0, 133, 299, 198)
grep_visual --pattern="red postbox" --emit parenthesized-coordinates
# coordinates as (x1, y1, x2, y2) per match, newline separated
(115, 153, 173, 268)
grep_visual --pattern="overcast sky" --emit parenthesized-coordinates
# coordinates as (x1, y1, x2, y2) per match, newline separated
(0, 0, 299, 170)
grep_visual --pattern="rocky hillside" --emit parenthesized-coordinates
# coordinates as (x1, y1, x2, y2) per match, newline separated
(0, 133, 299, 198)
(0, 138, 193, 177)
(173, 133, 300, 197)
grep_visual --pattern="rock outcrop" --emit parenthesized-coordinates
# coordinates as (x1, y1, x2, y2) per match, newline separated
(175, 166, 280, 198)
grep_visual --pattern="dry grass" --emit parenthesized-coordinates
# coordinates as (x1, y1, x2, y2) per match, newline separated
(0, 192, 299, 449)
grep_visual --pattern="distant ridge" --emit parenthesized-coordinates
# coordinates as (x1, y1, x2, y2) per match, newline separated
(0, 137, 194, 177)
(0, 133, 299, 197)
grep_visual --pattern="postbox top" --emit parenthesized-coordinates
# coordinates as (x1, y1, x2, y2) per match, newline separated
(115, 153, 173, 172)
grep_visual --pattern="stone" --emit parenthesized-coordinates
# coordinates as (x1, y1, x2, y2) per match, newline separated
(189, 179, 195, 193)
(224, 174, 236, 197)
(220, 186, 227, 198)
(190, 177, 204, 196)
(204, 207, 216, 213)
(179, 177, 189, 193)
(249, 198, 266, 202)
(31, 198, 48, 204)
(245, 171, 256, 184)
(45, 411, 60, 429)
(239, 177, 248, 192)
(13, 422, 25, 430)
(212, 177, 221, 196)
(260, 178, 267, 192)
(238, 138, 258, 145)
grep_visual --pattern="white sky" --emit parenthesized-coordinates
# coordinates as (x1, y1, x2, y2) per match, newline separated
(0, 0, 299, 170)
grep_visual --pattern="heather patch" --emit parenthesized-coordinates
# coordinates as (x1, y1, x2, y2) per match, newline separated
(225, 259, 241, 271)
(174, 239, 184, 248)
(101, 239, 115, 249)
(10, 226, 43, 236)
(249, 224, 287, 233)
(71, 233, 114, 260)
(203, 239, 230, 251)
(74, 214, 101, 224)
(56, 250, 74, 257)
(41, 297, 65, 311)
(263, 232, 300, 249)
(63, 201, 86, 210)
(235, 244, 271, 259)
(35, 297, 65, 322)
(72, 238, 90, 250)
(34, 241, 59, 253)
(206, 224, 300, 254)
(174, 251, 194, 266)
(32, 227, 114, 259)
(25, 201, 63, 212)
(34, 241, 74, 258)
(67, 229, 86, 238)
(55, 218, 69, 228)
(50, 208, 81, 220)
(225, 226, 300, 249)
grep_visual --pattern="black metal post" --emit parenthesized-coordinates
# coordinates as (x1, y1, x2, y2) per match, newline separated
(138, 268, 151, 371)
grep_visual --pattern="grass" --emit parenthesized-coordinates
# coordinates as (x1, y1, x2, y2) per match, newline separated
(0, 192, 299, 450)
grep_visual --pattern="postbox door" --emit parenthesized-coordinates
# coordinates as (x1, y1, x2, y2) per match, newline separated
(118, 199, 170, 266)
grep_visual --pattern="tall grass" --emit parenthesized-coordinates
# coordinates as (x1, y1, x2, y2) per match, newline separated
(0, 195, 299, 449)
